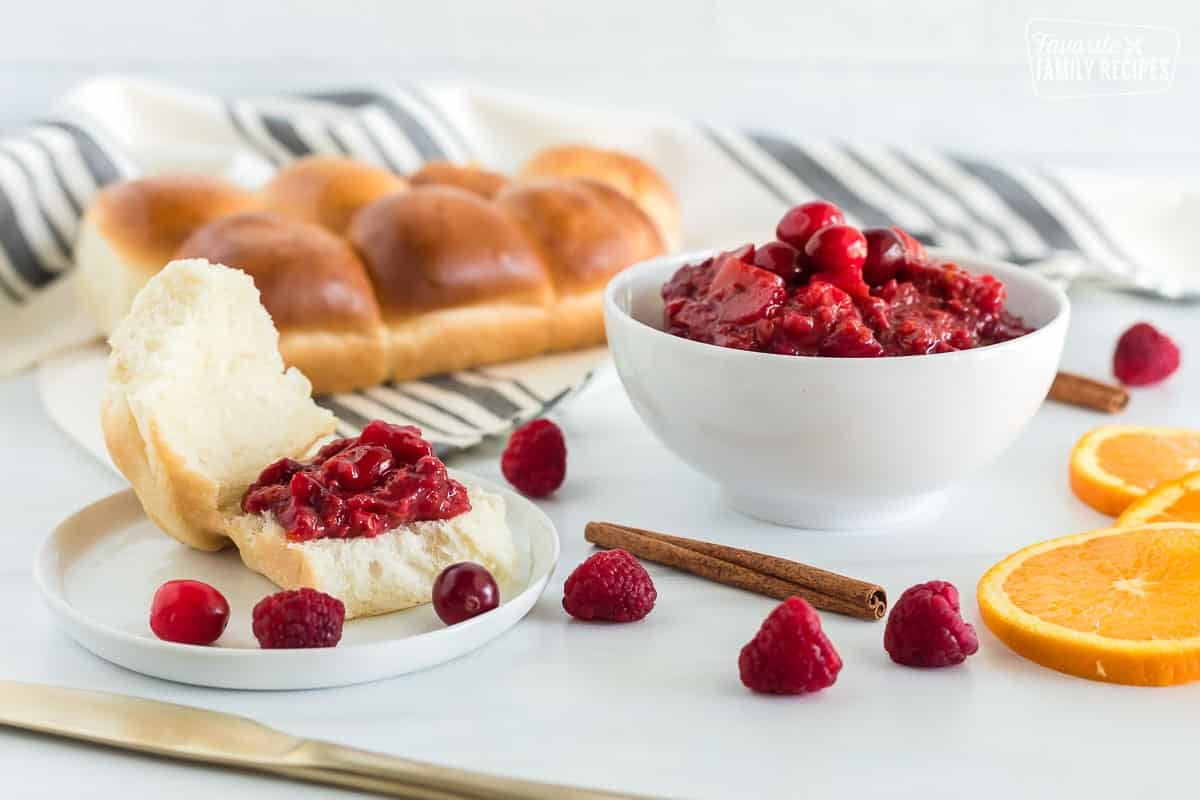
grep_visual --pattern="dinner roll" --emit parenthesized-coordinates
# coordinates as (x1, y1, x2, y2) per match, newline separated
(103, 259, 336, 551)
(410, 160, 509, 199)
(348, 185, 553, 381)
(259, 155, 407, 236)
(175, 212, 389, 394)
(74, 176, 258, 334)
(496, 178, 664, 351)
(519, 144, 681, 250)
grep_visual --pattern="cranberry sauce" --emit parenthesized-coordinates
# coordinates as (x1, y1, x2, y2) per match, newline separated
(662, 205, 1031, 358)
(241, 421, 470, 541)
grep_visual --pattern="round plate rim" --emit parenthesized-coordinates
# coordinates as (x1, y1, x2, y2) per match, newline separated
(33, 470, 560, 681)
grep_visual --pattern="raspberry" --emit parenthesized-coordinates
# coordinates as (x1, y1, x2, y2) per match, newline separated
(884, 580, 978, 667)
(501, 419, 566, 498)
(252, 588, 345, 649)
(562, 549, 656, 622)
(738, 597, 842, 695)
(1113, 322, 1180, 386)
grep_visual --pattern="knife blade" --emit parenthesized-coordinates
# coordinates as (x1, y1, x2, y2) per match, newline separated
(0, 681, 644, 800)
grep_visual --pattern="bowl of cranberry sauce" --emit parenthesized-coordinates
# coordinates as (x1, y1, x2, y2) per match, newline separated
(604, 201, 1069, 530)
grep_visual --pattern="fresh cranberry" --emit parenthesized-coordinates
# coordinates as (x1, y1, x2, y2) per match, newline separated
(753, 240, 805, 283)
(861, 228, 907, 286)
(432, 562, 500, 625)
(805, 224, 869, 296)
(776, 201, 845, 251)
(241, 423, 470, 541)
(149, 580, 230, 646)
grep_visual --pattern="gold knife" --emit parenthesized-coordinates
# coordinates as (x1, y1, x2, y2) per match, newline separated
(0, 681, 646, 800)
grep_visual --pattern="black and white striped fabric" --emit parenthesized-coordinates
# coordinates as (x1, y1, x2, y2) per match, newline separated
(3, 78, 1195, 452)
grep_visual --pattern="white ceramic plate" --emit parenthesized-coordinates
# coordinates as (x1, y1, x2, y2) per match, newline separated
(34, 472, 559, 690)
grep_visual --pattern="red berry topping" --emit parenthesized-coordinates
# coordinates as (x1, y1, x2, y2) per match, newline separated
(252, 588, 345, 649)
(753, 240, 805, 283)
(861, 227, 907, 286)
(739, 597, 842, 695)
(884, 580, 979, 667)
(890, 226, 929, 266)
(501, 418, 567, 498)
(562, 549, 656, 622)
(805, 224, 869, 296)
(433, 562, 500, 625)
(776, 201, 845, 251)
(1113, 322, 1181, 386)
(149, 580, 230, 645)
(706, 250, 787, 323)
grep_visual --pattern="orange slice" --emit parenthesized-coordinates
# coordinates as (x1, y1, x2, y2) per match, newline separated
(1069, 425, 1200, 516)
(1117, 471, 1200, 527)
(978, 523, 1200, 686)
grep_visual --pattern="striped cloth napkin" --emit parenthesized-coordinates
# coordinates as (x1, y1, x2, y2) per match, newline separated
(4, 78, 1198, 452)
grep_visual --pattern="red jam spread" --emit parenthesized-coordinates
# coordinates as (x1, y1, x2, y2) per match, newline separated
(662, 204, 1032, 357)
(241, 421, 470, 541)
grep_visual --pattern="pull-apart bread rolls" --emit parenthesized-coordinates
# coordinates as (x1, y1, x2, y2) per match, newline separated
(519, 145, 681, 250)
(104, 259, 515, 618)
(259, 155, 407, 236)
(75, 176, 258, 334)
(75, 148, 676, 393)
(348, 185, 554, 381)
(175, 212, 389, 392)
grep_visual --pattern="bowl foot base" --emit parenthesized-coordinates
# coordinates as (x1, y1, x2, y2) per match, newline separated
(722, 487, 946, 531)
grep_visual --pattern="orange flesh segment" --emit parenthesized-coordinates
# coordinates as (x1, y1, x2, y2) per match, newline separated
(1002, 527, 1200, 641)
(1148, 491, 1200, 524)
(1096, 434, 1200, 490)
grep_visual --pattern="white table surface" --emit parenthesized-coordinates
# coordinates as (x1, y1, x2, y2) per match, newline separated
(1, 282, 1198, 799)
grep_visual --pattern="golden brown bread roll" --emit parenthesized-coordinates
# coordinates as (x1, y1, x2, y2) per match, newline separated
(75, 150, 674, 391)
(175, 212, 388, 393)
(348, 186, 554, 381)
(260, 155, 407, 236)
(519, 145, 681, 251)
(410, 160, 509, 199)
(496, 178, 664, 351)
(74, 175, 259, 333)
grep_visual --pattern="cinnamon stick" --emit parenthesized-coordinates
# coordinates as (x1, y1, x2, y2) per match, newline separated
(1048, 371, 1128, 414)
(585, 521, 887, 620)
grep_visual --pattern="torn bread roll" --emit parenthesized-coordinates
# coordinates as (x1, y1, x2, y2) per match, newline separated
(103, 259, 515, 618)
(174, 212, 389, 393)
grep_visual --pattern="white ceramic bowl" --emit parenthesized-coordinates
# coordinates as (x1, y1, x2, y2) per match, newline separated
(604, 249, 1070, 529)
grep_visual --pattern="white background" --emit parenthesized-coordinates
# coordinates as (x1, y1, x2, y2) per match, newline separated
(3, 3, 1200, 798)
(1, 0, 1197, 171)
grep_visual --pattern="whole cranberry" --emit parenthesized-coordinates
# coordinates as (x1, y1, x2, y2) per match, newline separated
(753, 240, 804, 283)
(150, 580, 230, 645)
(891, 226, 929, 267)
(805, 224, 869, 296)
(776, 201, 845, 251)
(861, 228, 907, 286)
(433, 562, 500, 625)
